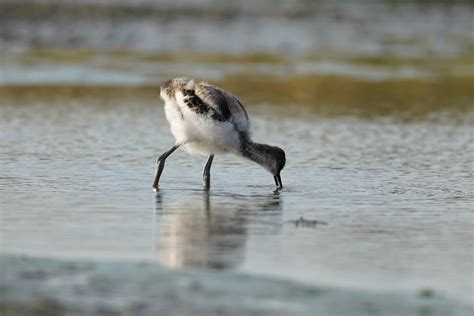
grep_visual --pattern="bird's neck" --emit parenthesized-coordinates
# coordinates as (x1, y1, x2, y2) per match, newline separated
(240, 138, 273, 171)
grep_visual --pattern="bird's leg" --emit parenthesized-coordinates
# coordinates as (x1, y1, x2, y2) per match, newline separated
(203, 154, 214, 190)
(152, 145, 179, 190)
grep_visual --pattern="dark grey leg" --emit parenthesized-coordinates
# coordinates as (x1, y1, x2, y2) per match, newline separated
(203, 154, 214, 190)
(152, 145, 179, 190)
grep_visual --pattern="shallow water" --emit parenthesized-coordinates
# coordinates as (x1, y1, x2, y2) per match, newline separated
(1, 93, 473, 304)
(1, 2, 473, 313)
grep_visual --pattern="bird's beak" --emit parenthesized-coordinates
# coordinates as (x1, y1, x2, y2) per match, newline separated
(274, 173, 283, 190)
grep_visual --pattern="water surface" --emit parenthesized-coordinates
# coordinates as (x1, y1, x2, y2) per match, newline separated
(1, 94, 472, 304)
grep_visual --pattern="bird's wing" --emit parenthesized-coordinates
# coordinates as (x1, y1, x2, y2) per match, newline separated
(194, 82, 250, 132)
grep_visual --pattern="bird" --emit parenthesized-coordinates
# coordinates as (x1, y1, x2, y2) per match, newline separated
(152, 77, 286, 191)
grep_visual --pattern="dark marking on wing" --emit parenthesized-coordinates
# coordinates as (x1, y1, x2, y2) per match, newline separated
(195, 85, 233, 121)
(207, 89, 231, 120)
(183, 89, 226, 121)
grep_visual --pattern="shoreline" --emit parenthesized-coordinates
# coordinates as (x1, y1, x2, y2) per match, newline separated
(1, 254, 472, 316)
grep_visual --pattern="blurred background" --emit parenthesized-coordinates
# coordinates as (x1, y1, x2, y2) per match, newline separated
(1, 1, 473, 315)
(1, 0, 473, 115)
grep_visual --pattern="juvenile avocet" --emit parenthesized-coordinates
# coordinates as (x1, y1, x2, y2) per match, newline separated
(152, 77, 286, 190)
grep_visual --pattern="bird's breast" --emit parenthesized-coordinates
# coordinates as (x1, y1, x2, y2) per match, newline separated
(164, 98, 242, 155)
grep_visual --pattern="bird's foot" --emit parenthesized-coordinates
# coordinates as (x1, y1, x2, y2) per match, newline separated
(273, 185, 283, 192)
(152, 181, 159, 191)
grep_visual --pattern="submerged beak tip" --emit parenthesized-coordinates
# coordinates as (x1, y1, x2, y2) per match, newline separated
(275, 173, 283, 190)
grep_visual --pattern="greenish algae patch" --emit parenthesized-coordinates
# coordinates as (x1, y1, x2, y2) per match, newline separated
(12, 49, 474, 68)
(1, 72, 472, 120)
(11, 49, 291, 65)
(219, 74, 474, 118)
(139, 52, 291, 64)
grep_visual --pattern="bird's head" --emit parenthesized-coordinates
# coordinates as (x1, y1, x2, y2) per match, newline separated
(269, 146, 286, 176)
(243, 142, 286, 189)
(269, 146, 286, 189)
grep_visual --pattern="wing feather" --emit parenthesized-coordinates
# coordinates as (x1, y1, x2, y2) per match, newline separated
(194, 83, 250, 132)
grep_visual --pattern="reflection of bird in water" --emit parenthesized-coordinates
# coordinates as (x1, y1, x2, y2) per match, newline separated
(152, 190, 282, 269)
(152, 78, 286, 191)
